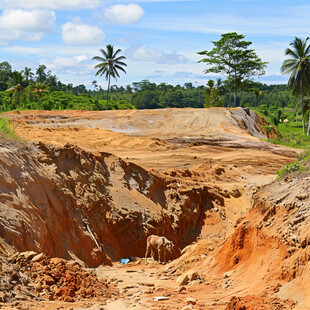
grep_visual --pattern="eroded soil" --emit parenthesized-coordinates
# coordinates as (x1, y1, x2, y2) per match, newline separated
(0, 108, 304, 309)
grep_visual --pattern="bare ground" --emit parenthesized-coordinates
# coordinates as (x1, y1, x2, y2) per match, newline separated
(0, 108, 303, 309)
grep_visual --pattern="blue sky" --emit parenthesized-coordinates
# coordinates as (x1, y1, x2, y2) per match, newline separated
(0, 0, 309, 89)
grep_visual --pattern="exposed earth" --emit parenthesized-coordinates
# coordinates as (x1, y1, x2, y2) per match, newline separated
(0, 107, 308, 309)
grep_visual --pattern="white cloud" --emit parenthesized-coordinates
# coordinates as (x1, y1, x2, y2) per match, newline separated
(61, 22, 105, 45)
(158, 52, 187, 65)
(0, 9, 55, 44)
(104, 4, 144, 24)
(127, 45, 188, 64)
(0, 0, 100, 10)
(40, 55, 91, 72)
(2, 46, 45, 54)
(128, 45, 161, 62)
(0, 31, 45, 45)
(0, 9, 55, 32)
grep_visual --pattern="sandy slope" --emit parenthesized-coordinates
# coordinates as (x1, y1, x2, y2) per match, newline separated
(0, 108, 301, 309)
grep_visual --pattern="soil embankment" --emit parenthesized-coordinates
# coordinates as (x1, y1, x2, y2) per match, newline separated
(0, 108, 302, 309)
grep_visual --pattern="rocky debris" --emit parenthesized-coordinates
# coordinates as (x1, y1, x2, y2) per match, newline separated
(177, 270, 201, 286)
(224, 270, 235, 278)
(3, 252, 116, 303)
(186, 297, 196, 305)
(225, 296, 295, 309)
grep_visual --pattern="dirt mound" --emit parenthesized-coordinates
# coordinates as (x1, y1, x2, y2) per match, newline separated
(0, 251, 115, 306)
(165, 159, 310, 308)
(231, 108, 279, 139)
(6, 251, 115, 303)
(6, 107, 271, 141)
(13, 125, 169, 152)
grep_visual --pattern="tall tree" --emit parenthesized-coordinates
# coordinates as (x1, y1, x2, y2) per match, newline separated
(93, 44, 127, 110)
(0, 61, 12, 91)
(253, 87, 263, 107)
(198, 32, 268, 106)
(30, 82, 49, 109)
(92, 80, 98, 91)
(204, 79, 224, 108)
(6, 71, 25, 105)
(22, 67, 34, 86)
(125, 84, 133, 94)
(206, 80, 215, 95)
(46, 74, 58, 91)
(36, 64, 47, 83)
(281, 37, 310, 134)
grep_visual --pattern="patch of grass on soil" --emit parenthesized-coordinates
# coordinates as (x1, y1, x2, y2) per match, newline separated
(0, 117, 19, 140)
(277, 149, 310, 178)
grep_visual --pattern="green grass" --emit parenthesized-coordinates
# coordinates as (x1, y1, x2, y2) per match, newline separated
(268, 123, 310, 149)
(0, 117, 19, 139)
(253, 107, 310, 149)
(277, 149, 310, 178)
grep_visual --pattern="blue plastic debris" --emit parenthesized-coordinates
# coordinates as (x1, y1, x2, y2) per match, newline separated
(120, 258, 130, 264)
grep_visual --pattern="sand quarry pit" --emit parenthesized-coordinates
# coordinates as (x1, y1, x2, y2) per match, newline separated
(0, 107, 306, 309)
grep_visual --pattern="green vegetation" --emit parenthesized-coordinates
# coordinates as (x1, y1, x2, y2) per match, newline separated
(277, 149, 310, 178)
(30, 82, 49, 109)
(281, 37, 310, 135)
(0, 34, 309, 153)
(198, 32, 268, 106)
(0, 117, 18, 139)
(93, 44, 127, 110)
(0, 60, 304, 118)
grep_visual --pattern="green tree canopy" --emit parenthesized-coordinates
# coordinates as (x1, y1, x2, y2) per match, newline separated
(22, 67, 34, 86)
(197, 32, 268, 106)
(36, 64, 47, 83)
(6, 71, 25, 105)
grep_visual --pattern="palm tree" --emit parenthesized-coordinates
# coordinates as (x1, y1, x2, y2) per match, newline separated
(253, 88, 263, 107)
(296, 96, 310, 134)
(206, 80, 215, 97)
(125, 84, 133, 94)
(92, 80, 98, 91)
(30, 82, 49, 109)
(22, 67, 34, 86)
(281, 37, 310, 134)
(93, 44, 127, 110)
(6, 71, 25, 105)
(47, 74, 58, 91)
(36, 64, 47, 83)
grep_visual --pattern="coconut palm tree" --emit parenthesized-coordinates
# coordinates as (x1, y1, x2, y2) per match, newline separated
(253, 87, 263, 107)
(93, 44, 127, 110)
(206, 80, 215, 95)
(6, 71, 25, 105)
(36, 64, 47, 83)
(281, 37, 310, 134)
(295, 96, 310, 134)
(92, 80, 98, 91)
(22, 67, 34, 86)
(30, 82, 49, 109)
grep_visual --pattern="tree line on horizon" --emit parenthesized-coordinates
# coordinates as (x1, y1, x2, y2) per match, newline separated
(0, 31, 307, 136)
(0, 60, 298, 114)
